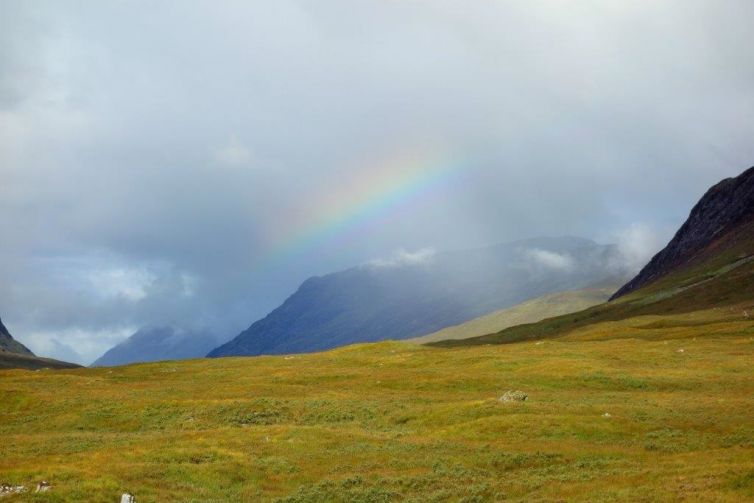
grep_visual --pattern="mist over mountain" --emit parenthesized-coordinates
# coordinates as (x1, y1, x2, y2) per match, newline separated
(209, 236, 628, 357)
(92, 326, 221, 367)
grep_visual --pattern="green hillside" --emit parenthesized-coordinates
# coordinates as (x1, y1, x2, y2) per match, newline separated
(433, 223, 754, 349)
(410, 286, 616, 344)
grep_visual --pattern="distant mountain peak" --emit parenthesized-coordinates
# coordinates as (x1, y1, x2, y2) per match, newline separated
(611, 166, 754, 300)
(92, 325, 221, 367)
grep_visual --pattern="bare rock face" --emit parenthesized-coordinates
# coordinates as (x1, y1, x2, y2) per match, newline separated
(611, 166, 754, 300)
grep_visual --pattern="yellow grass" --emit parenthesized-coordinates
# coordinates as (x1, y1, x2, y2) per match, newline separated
(1, 317, 753, 501)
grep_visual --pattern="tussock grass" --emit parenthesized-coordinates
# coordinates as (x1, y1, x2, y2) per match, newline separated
(1, 328, 753, 501)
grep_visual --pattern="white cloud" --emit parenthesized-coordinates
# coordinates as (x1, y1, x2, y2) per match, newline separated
(525, 249, 575, 272)
(87, 267, 154, 301)
(367, 248, 436, 269)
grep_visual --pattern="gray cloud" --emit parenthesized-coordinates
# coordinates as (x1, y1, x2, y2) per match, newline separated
(1, 0, 753, 363)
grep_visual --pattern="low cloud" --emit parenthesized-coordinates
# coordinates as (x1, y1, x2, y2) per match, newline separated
(367, 248, 437, 269)
(525, 249, 575, 272)
(613, 223, 669, 273)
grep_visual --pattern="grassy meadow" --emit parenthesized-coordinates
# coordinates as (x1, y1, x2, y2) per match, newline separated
(2, 320, 753, 502)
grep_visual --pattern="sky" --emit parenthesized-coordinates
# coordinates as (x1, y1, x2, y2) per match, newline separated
(1, 0, 753, 364)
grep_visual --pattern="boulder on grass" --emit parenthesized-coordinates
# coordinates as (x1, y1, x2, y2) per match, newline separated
(499, 390, 528, 402)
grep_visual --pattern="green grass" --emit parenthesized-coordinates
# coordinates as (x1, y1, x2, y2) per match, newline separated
(1, 330, 753, 501)
(410, 287, 616, 344)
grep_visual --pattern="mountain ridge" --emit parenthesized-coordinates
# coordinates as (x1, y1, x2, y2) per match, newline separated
(611, 166, 754, 300)
(209, 236, 627, 357)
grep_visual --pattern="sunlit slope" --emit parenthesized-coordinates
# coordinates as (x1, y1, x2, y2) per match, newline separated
(2, 334, 753, 501)
(433, 223, 754, 348)
(410, 286, 615, 344)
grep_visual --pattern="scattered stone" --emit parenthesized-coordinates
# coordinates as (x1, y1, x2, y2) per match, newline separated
(499, 390, 528, 402)
(603, 412, 612, 418)
(35, 481, 51, 493)
(121, 493, 136, 503)
(0, 484, 27, 496)
(677, 348, 685, 353)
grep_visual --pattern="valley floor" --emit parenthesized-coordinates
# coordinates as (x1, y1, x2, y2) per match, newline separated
(1, 328, 753, 501)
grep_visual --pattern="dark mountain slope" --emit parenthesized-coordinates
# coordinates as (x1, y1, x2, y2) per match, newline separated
(0, 316, 80, 370)
(0, 317, 34, 355)
(209, 237, 627, 357)
(436, 166, 754, 348)
(93, 326, 220, 367)
(611, 166, 754, 300)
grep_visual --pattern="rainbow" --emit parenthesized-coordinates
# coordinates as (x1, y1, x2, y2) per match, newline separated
(256, 149, 469, 270)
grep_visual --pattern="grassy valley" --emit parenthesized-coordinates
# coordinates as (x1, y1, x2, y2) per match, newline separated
(1, 323, 753, 501)
(2, 173, 753, 501)
(2, 228, 754, 501)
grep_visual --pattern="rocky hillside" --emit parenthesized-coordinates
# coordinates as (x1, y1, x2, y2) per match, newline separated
(209, 237, 627, 357)
(612, 166, 754, 300)
(0, 317, 34, 355)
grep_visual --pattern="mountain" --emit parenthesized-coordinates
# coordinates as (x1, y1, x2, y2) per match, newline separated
(0, 316, 34, 355)
(409, 285, 617, 344)
(92, 326, 221, 367)
(436, 166, 754, 348)
(0, 316, 80, 370)
(209, 236, 627, 357)
(611, 166, 754, 299)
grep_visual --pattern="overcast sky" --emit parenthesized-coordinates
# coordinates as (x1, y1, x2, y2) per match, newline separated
(2, 1, 753, 364)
